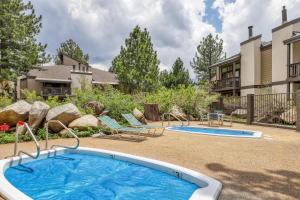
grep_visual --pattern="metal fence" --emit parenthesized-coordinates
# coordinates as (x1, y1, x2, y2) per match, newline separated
(253, 93, 296, 127)
(223, 96, 248, 122)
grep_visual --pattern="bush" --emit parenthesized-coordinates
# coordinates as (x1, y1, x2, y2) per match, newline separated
(68, 87, 143, 122)
(0, 133, 15, 144)
(0, 95, 12, 108)
(21, 89, 43, 103)
(144, 84, 218, 117)
(45, 96, 64, 108)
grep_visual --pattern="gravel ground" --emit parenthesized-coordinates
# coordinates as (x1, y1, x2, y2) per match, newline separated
(0, 122, 299, 200)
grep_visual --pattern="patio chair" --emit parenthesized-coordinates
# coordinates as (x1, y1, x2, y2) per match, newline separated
(98, 115, 148, 136)
(122, 113, 165, 136)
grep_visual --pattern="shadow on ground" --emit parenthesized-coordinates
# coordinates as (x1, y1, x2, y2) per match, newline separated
(206, 163, 300, 200)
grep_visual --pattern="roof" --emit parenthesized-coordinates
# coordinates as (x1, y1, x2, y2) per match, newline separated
(283, 32, 300, 44)
(27, 65, 118, 84)
(272, 17, 300, 33)
(91, 68, 118, 84)
(261, 41, 272, 50)
(209, 54, 241, 68)
(240, 35, 262, 46)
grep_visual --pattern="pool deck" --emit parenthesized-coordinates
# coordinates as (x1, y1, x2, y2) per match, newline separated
(0, 121, 300, 200)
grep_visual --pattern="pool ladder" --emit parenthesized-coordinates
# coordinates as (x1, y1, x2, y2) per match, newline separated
(44, 120, 80, 150)
(6, 122, 40, 160)
(161, 113, 190, 127)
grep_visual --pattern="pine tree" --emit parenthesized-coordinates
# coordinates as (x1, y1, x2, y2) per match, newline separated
(0, 0, 50, 81)
(54, 39, 89, 64)
(191, 34, 225, 82)
(111, 26, 159, 93)
(160, 57, 191, 88)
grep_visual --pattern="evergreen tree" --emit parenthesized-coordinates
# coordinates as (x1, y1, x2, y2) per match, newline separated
(191, 34, 225, 82)
(54, 39, 89, 64)
(160, 57, 191, 88)
(0, 0, 50, 81)
(111, 26, 159, 93)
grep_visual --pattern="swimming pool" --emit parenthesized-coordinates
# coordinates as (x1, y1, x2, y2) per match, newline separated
(0, 147, 222, 200)
(167, 126, 262, 138)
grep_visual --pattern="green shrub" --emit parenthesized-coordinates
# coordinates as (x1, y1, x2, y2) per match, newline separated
(175, 85, 219, 117)
(144, 84, 218, 117)
(0, 95, 12, 108)
(45, 96, 63, 108)
(0, 133, 15, 144)
(144, 87, 175, 113)
(68, 87, 143, 122)
(71, 127, 96, 138)
(21, 89, 43, 103)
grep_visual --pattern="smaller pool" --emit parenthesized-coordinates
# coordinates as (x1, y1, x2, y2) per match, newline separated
(167, 126, 262, 138)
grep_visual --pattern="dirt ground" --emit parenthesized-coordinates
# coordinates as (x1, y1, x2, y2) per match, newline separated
(0, 122, 300, 200)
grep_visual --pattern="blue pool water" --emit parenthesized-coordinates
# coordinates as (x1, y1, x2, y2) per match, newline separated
(5, 153, 198, 200)
(169, 126, 258, 138)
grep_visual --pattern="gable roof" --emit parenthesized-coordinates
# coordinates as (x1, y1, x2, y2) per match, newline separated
(27, 65, 118, 84)
(209, 54, 241, 69)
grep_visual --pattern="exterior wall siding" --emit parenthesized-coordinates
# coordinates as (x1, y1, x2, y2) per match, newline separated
(293, 41, 300, 63)
(272, 25, 292, 84)
(261, 48, 272, 84)
(27, 78, 42, 95)
(240, 37, 261, 89)
(70, 72, 93, 92)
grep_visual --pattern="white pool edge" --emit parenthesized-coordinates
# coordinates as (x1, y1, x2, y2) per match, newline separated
(166, 125, 263, 138)
(0, 147, 222, 200)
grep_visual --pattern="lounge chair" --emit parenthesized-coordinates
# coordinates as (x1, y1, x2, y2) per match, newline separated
(98, 115, 148, 137)
(122, 113, 165, 136)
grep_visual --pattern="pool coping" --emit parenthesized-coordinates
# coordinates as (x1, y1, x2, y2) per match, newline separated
(0, 147, 222, 200)
(166, 125, 263, 138)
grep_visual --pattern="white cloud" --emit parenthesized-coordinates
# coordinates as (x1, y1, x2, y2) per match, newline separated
(30, 0, 300, 80)
(214, 0, 300, 56)
(30, 0, 217, 79)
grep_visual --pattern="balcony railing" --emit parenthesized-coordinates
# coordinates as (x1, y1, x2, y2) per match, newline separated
(211, 77, 240, 91)
(42, 87, 71, 96)
(288, 62, 300, 78)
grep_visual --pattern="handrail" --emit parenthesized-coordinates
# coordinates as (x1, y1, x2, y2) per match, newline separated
(161, 113, 190, 127)
(45, 120, 80, 150)
(8, 123, 41, 160)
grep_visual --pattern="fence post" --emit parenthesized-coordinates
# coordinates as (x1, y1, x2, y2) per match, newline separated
(296, 90, 300, 131)
(246, 94, 254, 125)
(219, 96, 224, 110)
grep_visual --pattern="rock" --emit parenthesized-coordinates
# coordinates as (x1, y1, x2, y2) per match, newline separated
(46, 103, 81, 132)
(29, 101, 50, 132)
(68, 114, 100, 130)
(170, 105, 187, 120)
(0, 100, 31, 126)
(231, 109, 247, 119)
(133, 108, 147, 124)
(84, 101, 105, 115)
(280, 107, 296, 124)
(59, 128, 70, 137)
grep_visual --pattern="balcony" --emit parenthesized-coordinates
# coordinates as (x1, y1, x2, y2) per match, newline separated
(42, 87, 71, 97)
(211, 77, 240, 91)
(288, 62, 300, 78)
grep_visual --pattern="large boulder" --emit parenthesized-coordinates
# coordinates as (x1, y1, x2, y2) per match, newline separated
(231, 109, 247, 119)
(0, 100, 31, 126)
(170, 105, 187, 120)
(29, 101, 50, 132)
(68, 114, 100, 130)
(280, 107, 296, 124)
(46, 103, 81, 132)
(133, 108, 147, 124)
(84, 101, 105, 115)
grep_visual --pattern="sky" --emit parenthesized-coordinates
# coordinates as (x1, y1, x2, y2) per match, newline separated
(29, 0, 300, 78)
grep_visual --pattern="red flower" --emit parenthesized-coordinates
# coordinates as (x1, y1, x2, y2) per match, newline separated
(17, 121, 25, 126)
(0, 123, 10, 132)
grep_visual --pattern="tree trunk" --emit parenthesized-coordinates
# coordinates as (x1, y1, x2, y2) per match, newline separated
(144, 104, 160, 121)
